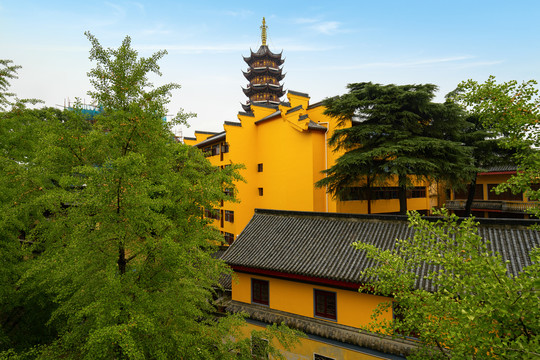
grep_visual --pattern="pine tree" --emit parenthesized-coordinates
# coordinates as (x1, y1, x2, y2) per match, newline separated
(316, 82, 474, 214)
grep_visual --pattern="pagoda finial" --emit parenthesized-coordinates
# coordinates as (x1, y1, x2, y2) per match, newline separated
(260, 17, 268, 46)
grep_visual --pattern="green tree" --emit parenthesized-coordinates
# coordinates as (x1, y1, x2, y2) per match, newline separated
(454, 76, 540, 219)
(0, 35, 300, 358)
(0, 62, 66, 353)
(356, 210, 539, 359)
(0, 60, 21, 110)
(452, 112, 514, 216)
(316, 83, 474, 214)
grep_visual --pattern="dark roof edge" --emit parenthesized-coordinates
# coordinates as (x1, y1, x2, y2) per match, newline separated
(254, 208, 410, 222)
(224, 121, 242, 127)
(255, 110, 282, 125)
(195, 132, 226, 147)
(194, 130, 219, 135)
(253, 208, 540, 227)
(183, 136, 196, 141)
(288, 90, 310, 98)
(285, 105, 303, 114)
(307, 101, 324, 109)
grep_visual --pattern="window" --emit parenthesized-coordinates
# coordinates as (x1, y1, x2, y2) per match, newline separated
(408, 186, 426, 199)
(251, 335, 268, 359)
(221, 142, 229, 153)
(454, 184, 484, 200)
(258, 188, 263, 196)
(257, 163, 263, 172)
(211, 144, 220, 156)
(252, 278, 269, 305)
(314, 289, 336, 320)
(223, 232, 234, 245)
(487, 184, 523, 201)
(314, 355, 335, 360)
(224, 210, 234, 223)
(341, 186, 428, 201)
(204, 208, 220, 220)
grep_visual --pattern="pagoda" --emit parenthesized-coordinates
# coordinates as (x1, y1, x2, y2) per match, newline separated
(241, 18, 285, 112)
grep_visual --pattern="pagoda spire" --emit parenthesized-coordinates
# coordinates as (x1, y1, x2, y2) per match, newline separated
(261, 17, 268, 46)
(241, 18, 285, 112)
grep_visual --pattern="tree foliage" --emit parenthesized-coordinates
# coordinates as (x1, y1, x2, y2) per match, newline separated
(356, 210, 539, 359)
(0, 35, 299, 359)
(316, 82, 475, 214)
(453, 76, 540, 218)
(0, 60, 21, 110)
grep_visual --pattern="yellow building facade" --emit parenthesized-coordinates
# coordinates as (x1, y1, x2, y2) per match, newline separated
(221, 208, 540, 359)
(184, 19, 434, 241)
(445, 165, 538, 218)
(185, 91, 433, 241)
(221, 209, 423, 359)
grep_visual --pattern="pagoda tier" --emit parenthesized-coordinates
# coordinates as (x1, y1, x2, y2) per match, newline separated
(242, 66, 284, 82)
(241, 18, 285, 112)
(243, 46, 284, 66)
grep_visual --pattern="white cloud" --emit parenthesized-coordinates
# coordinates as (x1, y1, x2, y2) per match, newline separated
(310, 21, 341, 35)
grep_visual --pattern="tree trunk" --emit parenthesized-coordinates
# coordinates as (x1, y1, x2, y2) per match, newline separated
(118, 244, 126, 275)
(398, 174, 408, 215)
(367, 176, 372, 215)
(464, 174, 477, 217)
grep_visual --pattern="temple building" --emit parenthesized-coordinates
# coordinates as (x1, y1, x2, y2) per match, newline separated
(184, 19, 435, 242)
(241, 17, 285, 111)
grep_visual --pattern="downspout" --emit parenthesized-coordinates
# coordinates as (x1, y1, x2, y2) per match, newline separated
(319, 122, 330, 213)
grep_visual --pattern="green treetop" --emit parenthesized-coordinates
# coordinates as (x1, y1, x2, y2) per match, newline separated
(0, 34, 299, 359)
(316, 82, 474, 214)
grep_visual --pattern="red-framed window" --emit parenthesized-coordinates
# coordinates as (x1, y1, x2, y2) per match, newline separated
(252, 278, 269, 306)
(314, 289, 336, 320)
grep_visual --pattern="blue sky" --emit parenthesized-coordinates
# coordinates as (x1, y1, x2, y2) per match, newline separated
(2, 0, 540, 137)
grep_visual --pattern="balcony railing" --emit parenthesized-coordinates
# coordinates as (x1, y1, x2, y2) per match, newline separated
(445, 200, 538, 213)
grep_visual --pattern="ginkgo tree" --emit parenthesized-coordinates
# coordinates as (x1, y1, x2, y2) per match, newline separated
(0, 33, 299, 359)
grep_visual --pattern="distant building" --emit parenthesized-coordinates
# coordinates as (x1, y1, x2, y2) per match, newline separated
(220, 209, 540, 359)
(445, 165, 538, 219)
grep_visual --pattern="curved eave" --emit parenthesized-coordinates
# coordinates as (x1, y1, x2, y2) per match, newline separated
(243, 86, 285, 97)
(243, 67, 284, 78)
(243, 47, 284, 65)
(241, 103, 252, 112)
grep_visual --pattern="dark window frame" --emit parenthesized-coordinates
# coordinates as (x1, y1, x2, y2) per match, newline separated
(252, 278, 269, 306)
(224, 210, 234, 223)
(258, 187, 263, 196)
(223, 232, 234, 245)
(314, 289, 337, 320)
(257, 163, 263, 172)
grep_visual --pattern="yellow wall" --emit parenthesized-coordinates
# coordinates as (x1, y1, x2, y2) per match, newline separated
(239, 321, 392, 360)
(232, 272, 392, 330)
(189, 92, 433, 239)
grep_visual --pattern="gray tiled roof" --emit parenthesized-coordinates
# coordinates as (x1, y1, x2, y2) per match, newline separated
(479, 164, 517, 173)
(221, 209, 539, 292)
